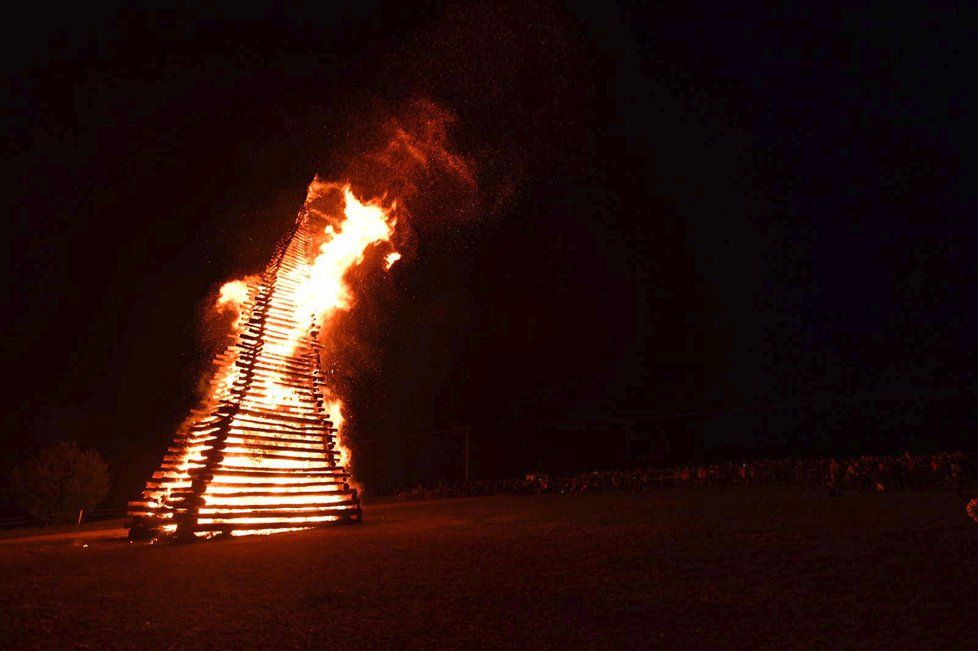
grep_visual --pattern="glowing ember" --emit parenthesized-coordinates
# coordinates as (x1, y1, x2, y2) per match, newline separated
(127, 179, 398, 541)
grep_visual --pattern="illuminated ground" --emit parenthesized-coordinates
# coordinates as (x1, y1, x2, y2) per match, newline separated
(2, 489, 975, 648)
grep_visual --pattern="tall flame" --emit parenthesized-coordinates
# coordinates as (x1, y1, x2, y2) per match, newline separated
(219, 181, 397, 472)
(128, 100, 473, 541)
(130, 179, 396, 539)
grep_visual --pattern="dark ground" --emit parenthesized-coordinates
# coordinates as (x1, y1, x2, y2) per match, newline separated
(1, 490, 975, 649)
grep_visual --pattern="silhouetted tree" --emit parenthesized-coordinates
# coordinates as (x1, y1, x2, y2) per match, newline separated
(9, 442, 109, 524)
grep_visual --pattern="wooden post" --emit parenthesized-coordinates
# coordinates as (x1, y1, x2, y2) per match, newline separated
(464, 426, 470, 483)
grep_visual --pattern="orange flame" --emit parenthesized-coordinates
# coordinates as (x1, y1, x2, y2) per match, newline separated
(133, 180, 396, 538)
(129, 100, 474, 540)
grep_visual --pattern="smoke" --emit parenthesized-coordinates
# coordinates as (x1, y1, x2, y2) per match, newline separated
(364, 98, 477, 195)
(337, 98, 479, 228)
(311, 99, 482, 481)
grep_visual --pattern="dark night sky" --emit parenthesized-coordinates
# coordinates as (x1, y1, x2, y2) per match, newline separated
(2, 2, 977, 494)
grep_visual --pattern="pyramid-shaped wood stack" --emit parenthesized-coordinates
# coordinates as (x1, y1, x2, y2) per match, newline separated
(128, 214, 361, 540)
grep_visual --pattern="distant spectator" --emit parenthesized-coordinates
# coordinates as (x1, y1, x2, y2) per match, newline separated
(390, 451, 975, 503)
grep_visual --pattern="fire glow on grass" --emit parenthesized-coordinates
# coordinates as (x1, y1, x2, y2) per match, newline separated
(127, 179, 399, 540)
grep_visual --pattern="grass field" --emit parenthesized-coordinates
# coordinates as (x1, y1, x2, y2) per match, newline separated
(1, 489, 976, 648)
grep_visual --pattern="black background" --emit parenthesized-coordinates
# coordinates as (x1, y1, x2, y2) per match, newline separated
(3, 2, 977, 500)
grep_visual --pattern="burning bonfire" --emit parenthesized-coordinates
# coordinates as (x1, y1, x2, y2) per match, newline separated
(128, 180, 399, 541)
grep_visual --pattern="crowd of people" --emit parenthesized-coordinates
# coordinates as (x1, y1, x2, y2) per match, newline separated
(668, 451, 973, 495)
(392, 451, 976, 501)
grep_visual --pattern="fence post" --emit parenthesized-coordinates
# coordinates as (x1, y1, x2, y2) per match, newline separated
(464, 427, 470, 483)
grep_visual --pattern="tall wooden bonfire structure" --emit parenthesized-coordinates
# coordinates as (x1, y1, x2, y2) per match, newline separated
(128, 211, 362, 541)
